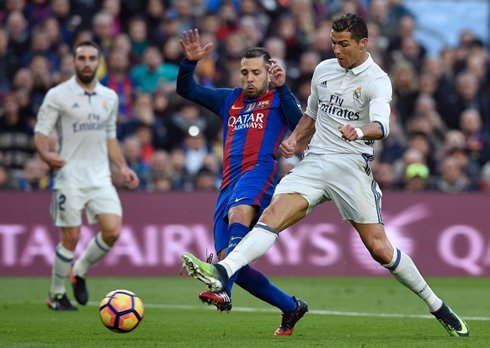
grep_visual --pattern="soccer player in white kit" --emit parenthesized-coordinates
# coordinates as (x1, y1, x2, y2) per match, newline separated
(181, 14, 469, 337)
(35, 41, 139, 311)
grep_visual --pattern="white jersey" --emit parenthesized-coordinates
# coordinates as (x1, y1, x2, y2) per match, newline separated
(35, 76, 119, 189)
(305, 54, 392, 157)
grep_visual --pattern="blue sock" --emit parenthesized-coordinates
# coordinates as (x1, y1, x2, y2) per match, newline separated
(224, 223, 249, 295)
(235, 265, 296, 312)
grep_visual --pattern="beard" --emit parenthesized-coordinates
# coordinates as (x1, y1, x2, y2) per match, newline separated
(75, 68, 97, 84)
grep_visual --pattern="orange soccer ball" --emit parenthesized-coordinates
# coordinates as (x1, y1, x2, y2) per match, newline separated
(99, 289, 144, 333)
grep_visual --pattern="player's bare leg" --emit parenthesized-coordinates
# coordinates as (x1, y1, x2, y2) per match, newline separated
(353, 222, 469, 337)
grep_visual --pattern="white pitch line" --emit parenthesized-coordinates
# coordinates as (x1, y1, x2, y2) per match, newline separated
(86, 301, 490, 321)
(3, 300, 488, 321)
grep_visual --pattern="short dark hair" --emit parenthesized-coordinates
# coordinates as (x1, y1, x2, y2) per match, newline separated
(241, 47, 271, 64)
(73, 41, 101, 58)
(332, 13, 368, 43)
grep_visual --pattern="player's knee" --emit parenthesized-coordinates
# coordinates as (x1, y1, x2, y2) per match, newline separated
(370, 243, 393, 264)
(101, 226, 120, 246)
(62, 232, 79, 250)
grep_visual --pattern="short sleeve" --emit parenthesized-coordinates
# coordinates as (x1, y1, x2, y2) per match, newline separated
(106, 93, 118, 140)
(34, 89, 60, 136)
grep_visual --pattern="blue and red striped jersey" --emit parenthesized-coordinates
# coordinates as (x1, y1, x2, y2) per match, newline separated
(177, 58, 303, 189)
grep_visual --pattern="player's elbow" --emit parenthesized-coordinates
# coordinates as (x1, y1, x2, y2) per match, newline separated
(374, 121, 389, 139)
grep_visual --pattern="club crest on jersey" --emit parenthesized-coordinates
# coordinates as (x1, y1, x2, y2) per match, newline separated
(257, 100, 269, 109)
(353, 87, 362, 100)
(245, 102, 256, 113)
(103, 100, 108, 111)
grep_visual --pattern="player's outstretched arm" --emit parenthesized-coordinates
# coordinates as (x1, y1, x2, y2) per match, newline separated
(34, 133, 66, 170)
(107, 138, 139, 189)
(280, 114, 316, 158)
(179, 28, 213, 62)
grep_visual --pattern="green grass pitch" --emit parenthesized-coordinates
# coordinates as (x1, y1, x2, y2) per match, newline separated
(1, 277, 489, 347)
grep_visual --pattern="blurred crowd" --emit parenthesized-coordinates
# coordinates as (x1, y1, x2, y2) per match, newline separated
(0, 0, 489, 193)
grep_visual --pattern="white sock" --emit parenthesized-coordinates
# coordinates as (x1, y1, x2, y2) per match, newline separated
(384, 248, 443, 312)
(51, 244, 74, 296)
(72, 232, 111, 277)
(219, 223, 278, 277)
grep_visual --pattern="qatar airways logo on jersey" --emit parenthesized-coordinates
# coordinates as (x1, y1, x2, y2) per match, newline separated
(228, 112, 264, 130)
(319, 95, 360, 120)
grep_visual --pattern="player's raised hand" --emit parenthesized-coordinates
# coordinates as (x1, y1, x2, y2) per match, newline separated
(179, 28, 213, 62)
(266, 59, 286, 87)
(120, 167, 140, 189)
(280, 137, 297, 158)
(339, 124, 358, 142)
(42, 152, 66, 170)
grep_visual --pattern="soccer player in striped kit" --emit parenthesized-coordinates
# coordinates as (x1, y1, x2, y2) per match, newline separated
(177, 29, 307, 335)
(182, 15, 469, 338)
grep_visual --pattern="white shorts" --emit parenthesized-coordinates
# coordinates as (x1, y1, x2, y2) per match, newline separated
(50, 185, 122, 227)
(274, 153, 383, 223)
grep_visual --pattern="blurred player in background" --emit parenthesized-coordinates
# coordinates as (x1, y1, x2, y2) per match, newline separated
(35, 41, 139, 311)
(178, 29, 307, 335)
(182, 15, 469, 337)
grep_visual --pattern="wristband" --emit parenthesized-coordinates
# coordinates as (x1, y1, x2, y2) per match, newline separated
(355, 128, 364, 140)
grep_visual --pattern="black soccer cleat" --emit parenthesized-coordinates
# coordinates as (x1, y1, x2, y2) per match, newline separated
(46, 293, 78, 311)
(431, 302, 469, 337)
(199, 290, 233, 313)
(274, 297, 308, 336)
(69, 265, 88, 305)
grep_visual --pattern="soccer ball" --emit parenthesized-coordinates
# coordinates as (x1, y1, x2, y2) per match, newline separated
(99, 289, 144, 333)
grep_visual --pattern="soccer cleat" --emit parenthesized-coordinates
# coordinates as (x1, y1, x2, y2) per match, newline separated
(46, 293, 78, 311)
(274, 297, 308, 336)
(181, 253, 228, 292)
(199, 290, 233, 313)
(69, 265, 88, 305)
(431, 302, 469, 337)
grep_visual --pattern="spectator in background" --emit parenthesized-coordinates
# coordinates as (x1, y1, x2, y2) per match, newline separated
(128, 16, 150, 58)
(436, 156, 473, 193)
(29, 54, 53, 112)
(0, 28, 18, 93)
(50, 0, 80, 45)
(16, 157, 52, 191)
(6, 10, 30, 58)
(21, 30, 60, 72)
(122, 93, 169, 149)
(149, 170, 173, 192)
(100, 49, 135, 125)
(25, 0, 51, 28)
(129, 46, 179, 94)
(122, 136, 150, 190)
(460, 109, 490, 167)
(403, 162, 429, 193)
(145, 0, 166, 43)
(194, 167, 218, 191)
(112, 33, 140, 69)
(390, 60, 418, 126)
(480, 162, 490, 191)
(372, 161, 397, 192)
(14, 87, 35, 125)
(102, 0, 122, 36)
(0, 93, 35, 180)
(163, 36, 185, 66)
(92, 11, 114, 59)
(170, 148, 191, 190)
(182, 132, 210, 177)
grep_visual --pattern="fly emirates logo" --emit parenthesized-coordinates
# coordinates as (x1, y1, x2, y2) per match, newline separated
(228, 112, 264, 131)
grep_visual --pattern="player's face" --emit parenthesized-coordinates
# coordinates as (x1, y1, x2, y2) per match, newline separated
(74, 45, 100, 84)
(240, 57, 269, 99)
(330, 30, 368, 69)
